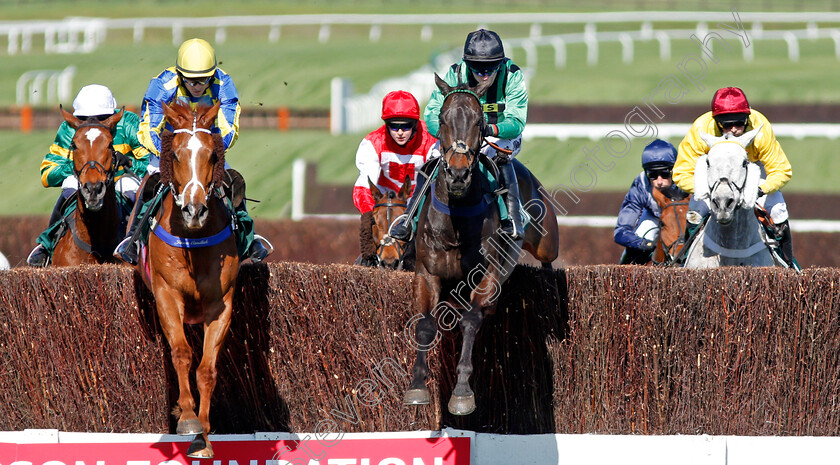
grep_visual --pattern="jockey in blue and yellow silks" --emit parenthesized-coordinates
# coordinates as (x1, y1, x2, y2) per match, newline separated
(114, 38, 271, 265)
(137, 64, 241, 157)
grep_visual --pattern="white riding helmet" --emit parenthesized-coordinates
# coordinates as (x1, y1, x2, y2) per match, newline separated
(72, 84, 117, 117)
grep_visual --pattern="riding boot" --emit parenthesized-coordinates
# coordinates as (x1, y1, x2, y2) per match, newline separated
(498, 162, 524, 240)
(113, 194, 147, 265)
(675, 210, 706, 265)
(775, 220, 801, 271)
(234, 202, 273, 263)
(27, 193, 69, 267)
(389, 170, 430, 242)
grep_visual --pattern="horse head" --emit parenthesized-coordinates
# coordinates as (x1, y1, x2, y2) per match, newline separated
(433, 73, 492, 198)
(697, 125, 763, 225)
(61, 106, 123, 211)
(160, 101, 223, 230)
(369, 176, 411, 269)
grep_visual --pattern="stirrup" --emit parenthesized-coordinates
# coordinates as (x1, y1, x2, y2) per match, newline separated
(388, 214, 413, 241)
(27, 244, 49, 267)
(247, 234, 274, 263)
(113, 236, 138, 265)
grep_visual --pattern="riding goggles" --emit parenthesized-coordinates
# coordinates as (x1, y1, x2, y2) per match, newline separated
(387, 121, 416, 132)
(470, 62, 501, 76)
(183, 76, 212, 87)
(718, 119, 748, 129)
(646, 167, 672, 180)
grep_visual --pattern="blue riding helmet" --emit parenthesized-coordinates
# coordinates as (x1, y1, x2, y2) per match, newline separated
(641, 139, 677, 170)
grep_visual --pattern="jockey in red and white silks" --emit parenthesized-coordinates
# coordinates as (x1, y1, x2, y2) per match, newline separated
(352, 90, 439, 214)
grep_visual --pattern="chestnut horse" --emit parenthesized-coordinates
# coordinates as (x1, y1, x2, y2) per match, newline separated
(138, 101, 239, 458)
(357, 177, 415, 270)
(52, 107, 127, 266)
(651, 186, 689, 265)
(404, 75, 559, 415)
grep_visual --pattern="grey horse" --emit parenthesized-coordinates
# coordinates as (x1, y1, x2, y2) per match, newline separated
(683, 125, 784, 268)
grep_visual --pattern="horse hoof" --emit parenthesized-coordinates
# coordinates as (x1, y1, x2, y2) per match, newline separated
(176, 419, 204, 435)
(404, 388, 431, 405)
(448, 394, 476, 416)
(186, 434, 213, 459)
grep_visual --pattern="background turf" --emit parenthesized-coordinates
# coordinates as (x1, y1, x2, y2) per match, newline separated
(2, 1, 838, 218)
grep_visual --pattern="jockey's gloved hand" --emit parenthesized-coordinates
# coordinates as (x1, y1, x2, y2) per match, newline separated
(640, 240, 656, 251)
(482, 124, 498, 137)
(757, 186, 766, 198)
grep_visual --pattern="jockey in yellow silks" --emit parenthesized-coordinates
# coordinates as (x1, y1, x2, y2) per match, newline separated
(673, 86, 797, 268)
(114, 38, 271, 265)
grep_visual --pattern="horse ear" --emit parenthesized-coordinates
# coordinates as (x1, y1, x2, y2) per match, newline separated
(102, 107, 124, 129)
(368, 178, 382, 200)
(737, 123, 764, 149)
(741, 162, 762, 209)
(434, 73, 452, 95)
(474, 77, 493, 99)
(698, 131, 721, 150)
(693, 155, 710, 200)
(60, 104, 82, 129)
(200, 102, 221, 128)
(161, 101, 179, 125)
(399, 175, 412, 198)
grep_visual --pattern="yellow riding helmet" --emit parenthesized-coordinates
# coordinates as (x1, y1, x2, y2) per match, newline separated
(176, 38, 217, 78)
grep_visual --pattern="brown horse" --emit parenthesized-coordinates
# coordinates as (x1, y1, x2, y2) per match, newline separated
(137, 101, 239, 459)
(403, 75, 559, 415)
(651, 186, 689, 265)
(52, 107, 127, 266)
(359, 176, 415, 270)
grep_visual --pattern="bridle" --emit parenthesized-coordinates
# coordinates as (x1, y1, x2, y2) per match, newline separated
(657, 198, 690, 263)
(373, 193, 410, 269)
(707, 154, 749, 208)
(170, 113, 216, 207)
(438, 88, 484, 174)
(71, 121, 119, 185)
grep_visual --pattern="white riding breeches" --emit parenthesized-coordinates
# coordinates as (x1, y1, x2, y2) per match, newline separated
(61, 174, 142, 203)
(635, 218, 660, 242)
(480, 135, 522, 159)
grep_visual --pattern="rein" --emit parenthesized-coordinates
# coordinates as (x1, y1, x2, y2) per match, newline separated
(707, 157, 749, 206)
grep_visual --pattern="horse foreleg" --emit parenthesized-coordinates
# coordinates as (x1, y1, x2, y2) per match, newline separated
(448, 301, 483, 416)
(154, 289, 201, 435)
(404, 271, 440, 406)
(189, 297, 233, 459)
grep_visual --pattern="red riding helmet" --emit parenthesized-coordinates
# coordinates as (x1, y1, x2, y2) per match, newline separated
(711, 87, 751, 116)
(381, 90, 420, 121)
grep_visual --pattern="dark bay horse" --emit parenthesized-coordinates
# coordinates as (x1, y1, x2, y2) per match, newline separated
(651, 186, 689, 265)
(52, 107, 127, 266)
(138, 101, 239, 458)
(404, 75, 559, 415)
(357, 176, 414, 270)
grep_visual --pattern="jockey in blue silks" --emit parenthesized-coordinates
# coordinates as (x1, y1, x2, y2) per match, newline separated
(614, 139, 687, 265)
(114, 38, 271, 265)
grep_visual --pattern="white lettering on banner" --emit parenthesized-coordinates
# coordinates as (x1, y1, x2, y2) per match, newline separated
(127, 461, 151, 465)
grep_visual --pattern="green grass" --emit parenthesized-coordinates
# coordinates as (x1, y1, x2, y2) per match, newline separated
(3, 4, 840, 218)
(3, 129, 835, 219)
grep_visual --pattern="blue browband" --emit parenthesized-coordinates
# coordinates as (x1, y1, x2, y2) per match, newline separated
(153, 223, 232, 249)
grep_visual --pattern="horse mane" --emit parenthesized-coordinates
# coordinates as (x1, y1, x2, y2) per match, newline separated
(359, 210, 376, 260)
(158, 129, 226, 187)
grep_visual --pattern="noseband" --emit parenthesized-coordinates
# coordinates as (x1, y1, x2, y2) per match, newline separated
(170, 114, 215, 207)
(707, 157, 749, 205)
